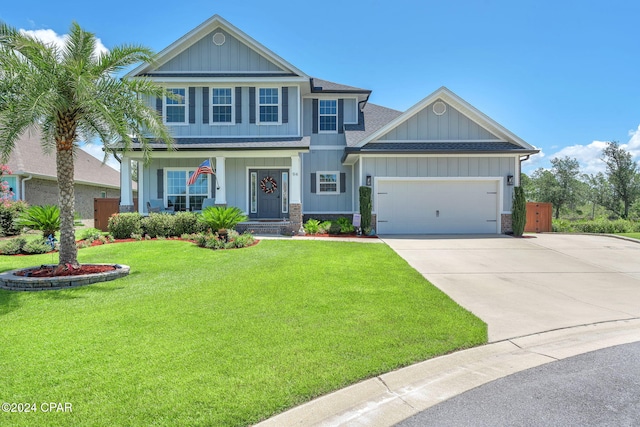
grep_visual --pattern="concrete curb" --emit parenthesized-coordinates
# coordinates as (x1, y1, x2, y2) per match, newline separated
(255, 318, 640, 427)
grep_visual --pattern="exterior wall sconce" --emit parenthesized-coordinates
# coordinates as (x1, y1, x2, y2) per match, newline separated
(507, 174, 514, 186)
(366, 175, 372, 186)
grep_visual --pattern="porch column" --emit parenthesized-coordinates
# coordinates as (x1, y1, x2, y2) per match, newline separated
(289, 153, 303, 234)
(215, 156, 227, 206)
(119, 156, 134, 212)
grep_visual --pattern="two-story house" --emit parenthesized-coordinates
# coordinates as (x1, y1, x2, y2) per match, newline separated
(117, 14, 538, 234)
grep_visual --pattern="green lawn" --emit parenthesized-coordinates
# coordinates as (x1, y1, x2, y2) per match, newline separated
(0, 239, 486, 426)
(617, 233, 640, 239)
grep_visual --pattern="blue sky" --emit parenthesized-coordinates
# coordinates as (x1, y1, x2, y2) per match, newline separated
(2, 0, 639, 175)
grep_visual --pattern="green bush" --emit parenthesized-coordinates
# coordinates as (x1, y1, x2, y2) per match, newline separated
(174, 212, 204, 236)
(23, 238, 52, 254)
(142, 213, 176, 238)
(15, 204, 60, 237)
(328, 222, 342, 235)
(511, 186, 526, 237)
(336, 217, 354, 234)
(108, 213, 143, 239)
(303, 218, 320, 235)
(194, 230, 255, 250)
(318, 221, 332, 234)
(552, 218, 639, 234)
(0, 200, 28, 237)
(0, 237, 26, 255)
(78, 227, 104, 241)
(552, 218, 574, 232)
(359, 186, 372, 231)
(199, 206, 247, 231)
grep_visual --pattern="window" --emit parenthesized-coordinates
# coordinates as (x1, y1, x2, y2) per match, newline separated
(317, 172, 339, 194)
(166, 169, 209, 211)
(211, 88, 233, 123)
(281, 172, 288, 213)
(165, 88, 187, 124)
(258, 88, 279, 123)
(250, 172, 257, 214)
(319, 100, 337, 132)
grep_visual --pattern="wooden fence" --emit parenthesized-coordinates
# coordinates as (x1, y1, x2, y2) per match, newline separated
(94, 198, 138, 231)
(525, 202, 552, 233)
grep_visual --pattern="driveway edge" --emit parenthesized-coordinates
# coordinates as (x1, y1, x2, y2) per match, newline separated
(255, 318, 640, 427)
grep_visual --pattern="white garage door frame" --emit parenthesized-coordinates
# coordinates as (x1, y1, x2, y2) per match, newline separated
(374, 176, 504, 234)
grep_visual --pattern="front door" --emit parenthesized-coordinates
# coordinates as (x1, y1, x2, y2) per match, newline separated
(249, 169, 288, 219)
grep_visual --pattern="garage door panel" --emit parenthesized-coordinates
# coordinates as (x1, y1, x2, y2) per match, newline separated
(377, 180, 499, 234)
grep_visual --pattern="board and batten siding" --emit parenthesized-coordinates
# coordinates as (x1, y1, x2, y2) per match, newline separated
(157, 29, 285, 73)
(361, 156, 516, 212)
(302, 149, 353, 213)
(146, 86, 299, 137)
(302, 98, 352, 145)
(225, 157, 292, 213)
(377, 100, 499, 141)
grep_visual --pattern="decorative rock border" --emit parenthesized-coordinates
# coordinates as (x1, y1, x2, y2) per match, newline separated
(0, 264, 130, 291)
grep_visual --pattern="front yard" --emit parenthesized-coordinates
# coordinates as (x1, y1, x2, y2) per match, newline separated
(0, 239, 486, 426)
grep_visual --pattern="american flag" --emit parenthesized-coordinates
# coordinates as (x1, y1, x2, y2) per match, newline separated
(187, 159, 214, 186)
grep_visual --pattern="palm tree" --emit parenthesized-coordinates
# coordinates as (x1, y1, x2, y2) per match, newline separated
(0, 22, 173, 267)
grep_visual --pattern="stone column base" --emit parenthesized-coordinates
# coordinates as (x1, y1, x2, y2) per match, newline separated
(501, 214, 513, 234)
(288, 203, 303, 234)
(119, 205, 134, 213)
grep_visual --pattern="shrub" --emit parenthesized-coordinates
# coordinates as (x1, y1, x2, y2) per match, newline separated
(336, 217, 354, 234)
(15, 204, 60, 237)
(303, 218, 320, 235)
(78, 227, 104, 241)
(328, 222, 342, 235)
(552, 218, 573, 232)
(174, 211, 205, 235)
(194, 230, 255, 250)
(108, 213, 143, 239)
(142, 213, 176, 238)
(23, 238, 52, 254)
(0, 237, 26, 255)
(511, 186, 526, 237)
(0, 200, 28, 237)
(199, 206, 247, 231)
(359, 186, 372, 231)
(318, 221, 332, 234)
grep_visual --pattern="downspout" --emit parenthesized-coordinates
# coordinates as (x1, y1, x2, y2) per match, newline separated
(517, 155, 531, 186)
(21, 174, 32, 201)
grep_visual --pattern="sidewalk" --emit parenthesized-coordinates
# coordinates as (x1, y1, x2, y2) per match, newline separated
(255, 318, 640, 427)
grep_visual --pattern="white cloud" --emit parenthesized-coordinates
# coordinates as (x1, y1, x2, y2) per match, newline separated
(521, 147, 545, 173)
(79, 144, 121, 171)
(19, 28, 108, 58)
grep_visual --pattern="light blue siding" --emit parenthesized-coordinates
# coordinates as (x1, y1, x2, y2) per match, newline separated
(302, 149, 353, 213)
(362, 156, 516, 211)
(147, 86, 299, 137)
(225, 157, 292, 212)
(303, 98, 348, 146)
(377, 100, 500, 141)
(158, 30, 286, 73)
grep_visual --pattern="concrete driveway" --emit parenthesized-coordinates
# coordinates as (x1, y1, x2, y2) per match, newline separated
(381, 234, 640, 342)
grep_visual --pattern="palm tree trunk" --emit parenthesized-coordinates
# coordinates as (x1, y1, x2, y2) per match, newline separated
(56, 144, 78, 266)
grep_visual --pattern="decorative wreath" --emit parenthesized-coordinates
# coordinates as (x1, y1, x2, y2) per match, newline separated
(260, 176, 278, 194)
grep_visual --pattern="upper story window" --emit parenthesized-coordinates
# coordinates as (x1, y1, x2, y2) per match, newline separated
(259, 88, 279, 123)
(165, 88, 187, 124)
(319, 100, 337, 132)
(211, 88, 233, 124)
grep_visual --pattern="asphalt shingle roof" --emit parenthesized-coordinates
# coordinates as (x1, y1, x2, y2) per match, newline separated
(344, 103, 404, 147)
(310, 78, 371, 93)
(131, 136, 310, 150)
(6, 129, 122, 188)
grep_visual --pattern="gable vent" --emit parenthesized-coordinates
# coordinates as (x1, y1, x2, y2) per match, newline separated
(433, 101, 446, 116)
(212, 32, 226, 46)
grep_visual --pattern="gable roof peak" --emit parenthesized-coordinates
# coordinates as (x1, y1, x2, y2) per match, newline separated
(126, 14, 309, 79)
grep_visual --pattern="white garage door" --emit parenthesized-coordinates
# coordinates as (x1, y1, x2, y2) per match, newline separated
(376, 179, 499, 234)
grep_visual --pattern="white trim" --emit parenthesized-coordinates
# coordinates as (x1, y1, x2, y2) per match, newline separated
(163, 167, 212, 211)
(209, 86, 235, 125)
(256, 87, 281, 125)
(355, 86, 535, 150)
(125, 15, 309, 78)
(343, 97, 359, 125)
(316, 171, 340, 195)
(373, 176, 503, 234)
(371, 139, 509, 143)
(154, 134, 301, 139)
(308, 145, 345, 151)
(137, 162, 144, 214)
(164, 87, 188, 125)
(145, 77, 308, 84)
(125, 149, 306, 160)
(302, 211, 357, 215)
(318, 99, 338, 134)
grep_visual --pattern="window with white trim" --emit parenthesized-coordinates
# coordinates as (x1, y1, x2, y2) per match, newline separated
(166, 169, 209, 211)
(319, 99, 337, 132)
(258, 88, 279, 123)
(317, 171, 339, 194)
(211, 88, 233, 124)
(165, 88, 187, 124)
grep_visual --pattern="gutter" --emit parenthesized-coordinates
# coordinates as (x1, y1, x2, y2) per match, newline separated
(20, 174, 32, 201)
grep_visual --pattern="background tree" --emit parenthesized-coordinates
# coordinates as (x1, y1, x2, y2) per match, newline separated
(0, 22, 173, 268)
(530, 156, 582, 219)
(601, 141, 640, 218)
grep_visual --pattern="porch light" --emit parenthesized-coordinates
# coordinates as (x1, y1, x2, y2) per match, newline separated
(507, 174, 514, 186)
(366, 175, 372, 186)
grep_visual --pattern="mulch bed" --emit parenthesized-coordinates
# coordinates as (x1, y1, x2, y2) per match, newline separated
(15, 264, 117, 277)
